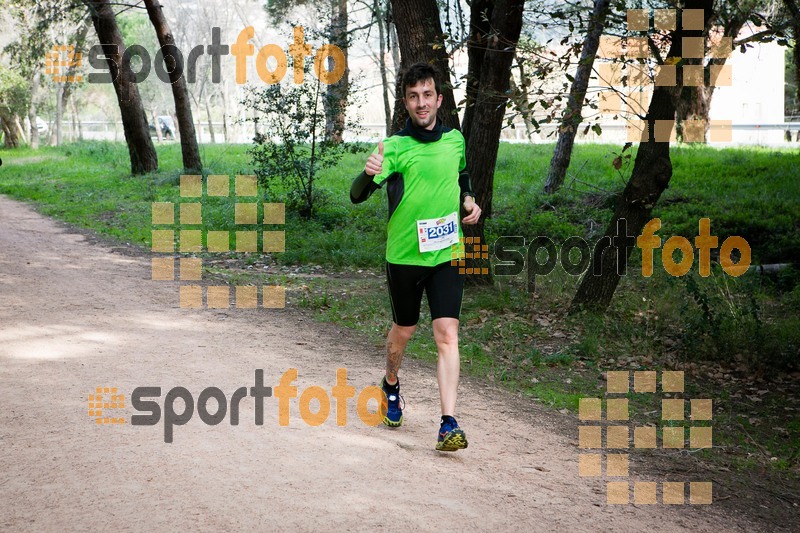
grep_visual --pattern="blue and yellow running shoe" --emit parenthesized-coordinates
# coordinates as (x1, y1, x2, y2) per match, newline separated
(436, 416, 468, 451)
(381, 377, 404, 427)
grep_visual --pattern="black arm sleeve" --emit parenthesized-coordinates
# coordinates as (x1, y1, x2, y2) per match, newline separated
(350, 171, 381, 204)
(459, 170, 475, 200)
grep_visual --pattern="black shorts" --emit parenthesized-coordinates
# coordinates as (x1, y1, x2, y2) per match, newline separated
(385, 261, 465, 326)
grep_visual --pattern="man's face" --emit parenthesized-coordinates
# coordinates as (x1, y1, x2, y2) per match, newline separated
(403, 78, 443, 130)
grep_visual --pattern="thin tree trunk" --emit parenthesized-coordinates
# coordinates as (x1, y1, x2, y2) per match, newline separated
(151, 109, 163, 142)
(84, 0, 158, 174)
(389, 0, 460, 132)
(59, 17, 91, 143)
(28, 71, 41, 149)
(388, 9, 400, 80)
(204, 94, 216, 144)
(325, 0, 349, 143)
(515, 55, 534, 139)
(48, 117, 56, 145)
(171, 112, 180, 137)
(55, 83, 64, 146)
(570, 0, 714, 312)
(463, 0, 526, 285)
(376, 0, 392, 136)
(793, 20, 800, 114)
(221, 81, 229, 143)
(252, 107, 260, 137)
(462, 0, 492, 143)
(71, 97, 83, 140)
(144, 0, 201, 170)
(70, 94, 76, 141)
(544, 0, 611, 194)
(14, 115, 27, 144)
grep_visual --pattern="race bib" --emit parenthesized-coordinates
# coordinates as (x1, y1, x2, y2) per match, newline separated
(416, 212, 459, 253)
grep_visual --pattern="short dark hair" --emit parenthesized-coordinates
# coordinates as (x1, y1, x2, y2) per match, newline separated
(402, 62, 441, 97)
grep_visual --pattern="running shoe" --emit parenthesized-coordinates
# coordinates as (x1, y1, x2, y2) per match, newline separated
(436, 417, 468, 451)
(381, 377, 404, 427)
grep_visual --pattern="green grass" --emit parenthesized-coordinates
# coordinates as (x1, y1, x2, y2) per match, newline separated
(1, 139, 798, 476)
(2, 141, 798, 264)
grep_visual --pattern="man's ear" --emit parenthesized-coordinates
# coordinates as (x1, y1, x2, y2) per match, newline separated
(437, 93, 443, 106)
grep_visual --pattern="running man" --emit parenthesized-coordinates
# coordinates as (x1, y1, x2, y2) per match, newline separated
(349, 63, 481, 451)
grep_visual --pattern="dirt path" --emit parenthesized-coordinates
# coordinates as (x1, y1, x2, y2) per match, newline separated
(0, 195, 767, 531)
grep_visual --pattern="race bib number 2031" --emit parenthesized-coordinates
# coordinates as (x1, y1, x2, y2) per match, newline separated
(416, 212, 459, 253)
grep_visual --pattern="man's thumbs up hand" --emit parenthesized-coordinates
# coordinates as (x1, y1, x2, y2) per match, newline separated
(365, 141, 385, 176)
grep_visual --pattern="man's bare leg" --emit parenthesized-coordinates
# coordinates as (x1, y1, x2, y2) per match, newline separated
(385, 322, 416, 385)
(432, 317, 460, 416)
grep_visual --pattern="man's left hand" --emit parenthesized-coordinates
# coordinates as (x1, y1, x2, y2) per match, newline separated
(461, 196, 481, 225)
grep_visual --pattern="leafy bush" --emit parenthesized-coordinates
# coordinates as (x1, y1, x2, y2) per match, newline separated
(677, 271, 799, 370)
(242, 68, 364, 218)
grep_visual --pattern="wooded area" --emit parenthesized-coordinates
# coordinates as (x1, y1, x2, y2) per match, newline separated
(1, 0, 798, 312)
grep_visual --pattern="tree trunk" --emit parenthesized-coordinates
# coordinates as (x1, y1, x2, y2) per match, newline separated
(14, 115, 27, 145)
(794, 20, 800, 114)
(376, 0, 392, 136)
(570, 0, 714, 312)
(204, 93, 216, 144)
(462, 0, 492, 142)
(325, 0, 349, 143)
(675, 8, 748, 143)
(59, 17, 91, 143)
(171, 112, 180, 137)
(28, 71, 41, 149)
(544, 0, 611, 193)
(71, 97, 83, 140)
(463, 0, 526, 285)
(70, 94, 76, 142)
(386, 1, 401, 128)
(514, 54, 534, 139)
(389, 0, 460, 132)
(0, 114, 20, 148)
(84, 0, 158, 174)
(48, 117, 56, 145)
(674, 85, 711, 142)
(221, 80, 230, 143)
(0, 110, 25, 148)
(55, 83, 64, 146)
(388, 7, 400, 80)
(151, 109, 163, 142)
(144, 0, 202, 171)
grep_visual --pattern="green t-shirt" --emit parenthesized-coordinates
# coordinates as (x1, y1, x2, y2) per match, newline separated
(372, 126, 466, 266)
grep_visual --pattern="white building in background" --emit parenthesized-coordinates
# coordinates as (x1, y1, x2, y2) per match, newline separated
(709, 38, 786, 144)
(356, 33, 791, 146)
